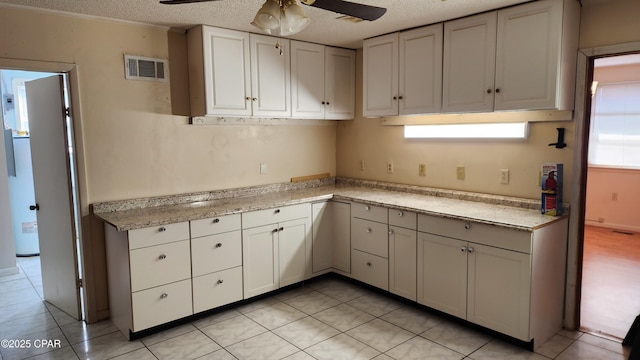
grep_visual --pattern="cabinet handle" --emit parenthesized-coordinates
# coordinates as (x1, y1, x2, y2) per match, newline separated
(326, 101, 330, 105)
(398, 96, 403, 100)
(392, 96, 398, 100)
(160, 293, 168, 299)
(158, 227, 167, 232)
(495, 88, 501, 94)
(279, 227, 284, 232)
(364, 205, 370, 211)
(367, 262, 372, 267)
(158, 254, 167, 260)
(461, 246, 467, 252)
(275, 209, 281, 214)
(245, 96, 251, 101)
(468, 247, 475, 253)
(464, 222, 471, 230)
(366, 227, 372, 233)
(252, 97, 258, 101)
(215, 243, 222, 248)
(388, 229, 394, 235)
(273, 228, 279, 233)
(322, 101, 326, 105)
(213, 218, 220, 224)
(217, 279, 224, 284)
(397, 211, 403, 217)
(486, 89, 492, 94)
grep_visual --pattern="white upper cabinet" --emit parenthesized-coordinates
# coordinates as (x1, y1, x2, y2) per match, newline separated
(363, 24, 443, 117)
(188, 26, 252, 117)
(443, 12, 497, 113)
(494, 0, 579, 111)
(250, 34, 291, 117)
(291, 42, 355, 120)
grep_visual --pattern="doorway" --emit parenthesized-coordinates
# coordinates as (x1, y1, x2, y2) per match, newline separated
(0, 69, 84, 320)
(579, 53, 640, 340)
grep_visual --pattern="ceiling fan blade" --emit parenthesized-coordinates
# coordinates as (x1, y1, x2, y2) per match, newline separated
(301, 0, 386, 21)
(159, 0, 221, 4)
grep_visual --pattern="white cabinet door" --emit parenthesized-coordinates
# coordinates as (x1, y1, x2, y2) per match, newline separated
(442, 12, 497, 113)
(291, 41, 326, 119)
(195, 26, 252, 116)
(279, 217, 311, 287)
(363, 33, 399, 117)
(417, 233, 467, 319)
(399, 24, 443, 115)
(325, 47, 356, 120)
(243, 224, 279, 299)
(331, 201, 351, 274)
(250, 34, 291, 117)
(467, 243, 531, 341)
(312, 202, 332, 273)
(388, 226, 417, 301)
(494, 0, 563, 111)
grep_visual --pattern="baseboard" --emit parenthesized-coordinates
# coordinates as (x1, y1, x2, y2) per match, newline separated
(584, 221, 640, 234)
(0, 266, 20, 277)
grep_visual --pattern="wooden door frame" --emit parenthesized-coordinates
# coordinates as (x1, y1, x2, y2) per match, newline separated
(565, 41, 640, 330)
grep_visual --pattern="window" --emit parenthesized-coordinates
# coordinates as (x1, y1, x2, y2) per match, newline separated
(588, 82, 640, 169)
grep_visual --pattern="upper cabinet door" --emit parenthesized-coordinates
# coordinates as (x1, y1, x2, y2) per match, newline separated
(494, 0, 564, 111)
(250, 34, 291, 117)
(443, 11, 497, 113)
(325, 47, 356, 120)
(291, 41, 325, 119)
(194, 26, 251, 116)
(399, 24, 443, 115)
(363, 33, 399, 117)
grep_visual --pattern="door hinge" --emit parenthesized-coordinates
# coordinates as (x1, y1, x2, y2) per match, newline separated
(77, 278, 83, 288)
(65, 107, 71, 117)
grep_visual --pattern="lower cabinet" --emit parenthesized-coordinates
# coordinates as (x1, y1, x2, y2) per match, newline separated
(242, 204, 312, 299)
(311, 201, 351, 275)
(389, 225, 417, 301)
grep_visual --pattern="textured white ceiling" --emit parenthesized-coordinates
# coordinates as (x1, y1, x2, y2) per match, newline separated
(0, 0, 552, 48)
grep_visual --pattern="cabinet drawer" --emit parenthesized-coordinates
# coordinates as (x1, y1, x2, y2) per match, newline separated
(388, 209, 417, 230)
(351, 218, 388, 258)
(193, 266, 243, 313)
(191, 230, 242, 277)
(131, 279, 193, 331)
(191, 213, 241, 238)
(351, 250, 388, 291)
(242, 203, 310, 229)
(418, 214, 531, 253)
(130, 240, 191, 292)
(351, 202, 387, 223)
(129, 221, 189, 250)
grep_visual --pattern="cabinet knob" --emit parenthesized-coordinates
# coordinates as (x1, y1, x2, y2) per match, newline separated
(213, 218, 220, 224)
(160, 293, 168, 299)
(273, 228, 279, 233)
(495, 88, 501, 94)
(215, 243, 222, 248)
(158, 227, 167, 232)
(158, 254, 167, 260)
(461, 246, 467, 252)
(367, 262, 372, 267)
(464, 222, 471, 230)
(397, 211, 403, 217)
(326, 101, 330, 105)
(252, 97, 258, 101)
(388, 229, 394, 235)
(275, 209, 281, 214)
(366, 227, 372, 233)
(322, 101, 326, 105)
(398, 96, 403, 100)
(468, 247, 475, 253)
(486, 89, 492, 94)
(279, 227, 284, 232)
(392, 96, 398, 100)
(217, 279, 224, 284)
(364, 205, 370, 211)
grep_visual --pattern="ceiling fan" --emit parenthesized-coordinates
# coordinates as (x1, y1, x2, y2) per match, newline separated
(160, 0, 387, 35)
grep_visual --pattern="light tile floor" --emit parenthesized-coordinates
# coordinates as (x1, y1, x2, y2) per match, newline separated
(0, 256, 632, 360)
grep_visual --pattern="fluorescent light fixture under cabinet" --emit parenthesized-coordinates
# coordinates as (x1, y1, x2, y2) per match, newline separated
(404, 122, 529, 139)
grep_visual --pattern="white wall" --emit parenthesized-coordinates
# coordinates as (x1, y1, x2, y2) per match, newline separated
(0, 114, 17, 274)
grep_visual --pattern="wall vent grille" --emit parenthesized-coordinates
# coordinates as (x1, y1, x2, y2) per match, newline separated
(124, 55, 168, 82)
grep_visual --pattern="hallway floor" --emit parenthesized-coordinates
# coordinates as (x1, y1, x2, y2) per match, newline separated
(0, 256, 632, 360)
(581, 225, 640, 339)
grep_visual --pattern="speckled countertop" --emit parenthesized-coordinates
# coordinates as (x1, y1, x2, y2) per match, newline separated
(93, 178, 565, 232)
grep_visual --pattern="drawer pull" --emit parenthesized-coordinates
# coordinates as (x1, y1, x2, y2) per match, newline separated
(468, 247, 475, 253)
(273, 228, 279, 233)
(158, 227, 167, 232)
(367, 262, 372, 267)
(217, 279, 224, 284)
(275, 209, 281, 214)
(464, 222, 471, 230)
(461, 247, 467, 252)
(364, 205, 370, 211)
(215, 243, 222, 248)
(366, 228, 372, 233)
(397, 211, 403, 217)
(388, 229, 394, 235)
(213, 218, 220, 224)
(279, 227, 284, 232)
(158, 254, 167, 260)
(160, 293, 168, 299)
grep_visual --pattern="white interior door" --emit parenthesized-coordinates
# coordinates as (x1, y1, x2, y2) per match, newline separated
(25, 75, 81, 320)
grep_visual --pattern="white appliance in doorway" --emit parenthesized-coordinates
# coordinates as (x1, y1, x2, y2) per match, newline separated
(8, 136, 39, 256)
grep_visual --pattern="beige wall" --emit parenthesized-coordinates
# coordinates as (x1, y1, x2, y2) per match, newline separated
(579, 0, 640, 49)
(336, 53, 574, 200)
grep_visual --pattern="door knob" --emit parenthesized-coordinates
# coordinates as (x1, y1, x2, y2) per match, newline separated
(29, 204, 40, 211)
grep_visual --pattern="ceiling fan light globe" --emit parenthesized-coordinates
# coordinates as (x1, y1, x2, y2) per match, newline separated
(283, 3, 310, 34)
(250, 0, 280, 31)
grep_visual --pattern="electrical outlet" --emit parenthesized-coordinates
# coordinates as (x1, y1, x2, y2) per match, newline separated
(260, 162, 267, 175)
(418, 164, 426, 177)
(359, 159, 365, 171)
(456, 166, 465, 180)
(500, 169, 510, 184)
(387, 162, 394, 174)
